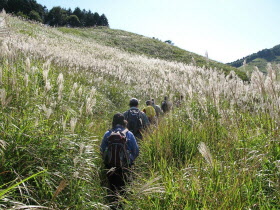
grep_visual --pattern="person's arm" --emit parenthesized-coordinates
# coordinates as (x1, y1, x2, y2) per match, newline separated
(151, 106, 156, 116)
(100, 131, 110, 154)
(141, 112, 150, 127)
(126, 132, 139, 161)
(123, 110, 128, 120)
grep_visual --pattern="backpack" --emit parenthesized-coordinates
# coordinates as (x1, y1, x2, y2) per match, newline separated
(127, 109, 143, 135)
(144, 106, 156, 118)
(103, 129, 130, 168)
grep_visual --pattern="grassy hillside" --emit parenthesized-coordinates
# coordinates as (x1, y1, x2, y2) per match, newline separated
(228, 44, 280, 74)
(0, 13, 279, 209)
(238, 57, 280, 74)
(57, 27, 248, 81)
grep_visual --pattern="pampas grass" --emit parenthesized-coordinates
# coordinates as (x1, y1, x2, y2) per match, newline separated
(0, 11, 279, 209)
(198, 142, 214, 168)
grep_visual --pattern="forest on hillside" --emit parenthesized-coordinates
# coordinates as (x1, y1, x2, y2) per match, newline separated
(228, 44, 280, 68)
(0, 0, 109, 27)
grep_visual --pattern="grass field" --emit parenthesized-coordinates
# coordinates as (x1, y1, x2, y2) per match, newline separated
(0, 12, 279, 209)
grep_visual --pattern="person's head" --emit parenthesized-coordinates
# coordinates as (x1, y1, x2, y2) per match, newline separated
(112, 113, 127, 128)
(129, 98, 139, 107)
(151, 98, 155, 104)
(146, 100, 152, 106)
(164, 96, 168, 101)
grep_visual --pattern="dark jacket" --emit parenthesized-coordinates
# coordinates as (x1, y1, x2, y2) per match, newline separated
(123, 107, 150, 139)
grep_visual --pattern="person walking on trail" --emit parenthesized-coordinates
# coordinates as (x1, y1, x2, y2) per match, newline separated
(123, 98, 150, 140)
(100, 113, 139, 196)
(161, 96, 173, 113)
(151, 98, 163, 118)
(175, 95, 184, 107)
(143, 100, 157, 124)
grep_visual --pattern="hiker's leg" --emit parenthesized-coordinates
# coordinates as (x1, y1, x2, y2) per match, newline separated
(107, 169, 125, 192)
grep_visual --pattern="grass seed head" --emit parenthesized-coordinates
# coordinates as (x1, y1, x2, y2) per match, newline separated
(198, 142, 214, 168)
(70, 117, 78, 133)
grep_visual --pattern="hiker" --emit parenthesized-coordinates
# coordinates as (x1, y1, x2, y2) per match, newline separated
(142, 100, 157, 125)
(100, 113, 139, 195)
(151, 98, 163, 118)
(123, 98, 150, 140)
(161, 96, 173, 113)
(175, 95, 184, 107)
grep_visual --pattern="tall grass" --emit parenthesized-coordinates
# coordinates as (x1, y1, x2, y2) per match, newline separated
(0, 12, 279, 209)
(0, 51, 111, 208)
(131, 101, 279, 209)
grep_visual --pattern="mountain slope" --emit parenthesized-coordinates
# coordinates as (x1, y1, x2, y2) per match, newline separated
(228, 44, 280, 73)
(57, 27, 247, 80)
(1, 13, 279, 209)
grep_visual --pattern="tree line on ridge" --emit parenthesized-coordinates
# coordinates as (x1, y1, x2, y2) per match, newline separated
(228, 44, 280, 68)
(0, 0, 109, 27)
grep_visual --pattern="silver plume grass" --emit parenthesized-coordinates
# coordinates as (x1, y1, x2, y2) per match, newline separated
(198, 142, 214, 168)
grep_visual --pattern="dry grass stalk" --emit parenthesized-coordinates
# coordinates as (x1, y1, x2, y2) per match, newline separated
(198, 142, 214, 168)
(52, 179, 68, 200)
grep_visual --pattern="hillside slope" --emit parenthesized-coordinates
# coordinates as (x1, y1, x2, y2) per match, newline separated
(1, 13, 279, 209)
(57, 27, 247, 80)
(228, 44, 280, 73)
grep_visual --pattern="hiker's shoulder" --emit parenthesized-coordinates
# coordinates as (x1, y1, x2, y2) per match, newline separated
(124, 109, 131, 113)
(126, 130, 135, 137)
(103, 130, 112, 138)
(123, 110, 130, 116)
(126, 131, 137, 142)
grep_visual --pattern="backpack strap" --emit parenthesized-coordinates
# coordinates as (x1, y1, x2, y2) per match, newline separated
(122, 128, 129, 136)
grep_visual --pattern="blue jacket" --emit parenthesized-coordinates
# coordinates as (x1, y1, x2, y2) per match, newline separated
(100, 125, 139, 163)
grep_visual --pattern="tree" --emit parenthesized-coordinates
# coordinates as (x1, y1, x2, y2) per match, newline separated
(85, 10, 100, 27)
(257, 49, 276, 61)
(164, 40, 174, 45)
(84, 10, 92, 27)
(46, 6, 67, 26)
(73, 7, 83, 26)
(5, 0, 45, 21)
(73, 7, 82, 18)
(92, 12, 100, 26)
(16, 11, 28, 19)
(97, 14, 109, 26)
(67, 15, 80, 27)
(29, 10, 42, 22)
(0, 0, 8, 10)
(1, 0, 109, 28)
(6, 0, 27, 13)
(272, 45, 280, 56)
(28, 0, 45, 21)
(66, 8, 72, 16)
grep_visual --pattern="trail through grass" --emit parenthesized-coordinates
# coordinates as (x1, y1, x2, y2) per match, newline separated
(0, 13, 279, 209)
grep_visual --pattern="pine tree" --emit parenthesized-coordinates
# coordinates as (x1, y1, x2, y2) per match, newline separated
(97, 14, 109, 27)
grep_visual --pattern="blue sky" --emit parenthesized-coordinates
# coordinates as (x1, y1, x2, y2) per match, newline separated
(36, 0, 280, 63)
